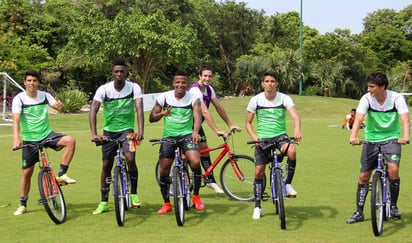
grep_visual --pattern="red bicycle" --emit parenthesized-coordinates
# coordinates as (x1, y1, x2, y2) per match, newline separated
(13, 136, 67, 224)
(155, 128, 256, 201)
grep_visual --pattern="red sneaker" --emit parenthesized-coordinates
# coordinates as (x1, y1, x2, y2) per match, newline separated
(192, 195, 204, 211)
(157, 202, 172, 214)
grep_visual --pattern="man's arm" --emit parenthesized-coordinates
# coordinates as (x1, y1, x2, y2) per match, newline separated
(149, 102, 169, 123)
(211, 97, 241, 131)
(12, 113, 21, 148)
(245, 111, 258, 141)
(192, 98, 202, 140)
(288, 107, 302, 141)
(89, 99, 101, 138)
(349, 113, 365, 144)
(134, 97, 144, 141)
(399, 112, 410, 144)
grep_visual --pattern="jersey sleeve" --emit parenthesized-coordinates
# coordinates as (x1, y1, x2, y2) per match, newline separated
(209, 86, 217, 99)
(44, 92, 57, 106)
(93, 85, 106, 103)
(132, 83, 143, 99)
(156, 92, 166, 107)
(11, 93, 23, 113)
(356, 95, 369, 115)
(246, 96, 257, 113)
(189, 88, 203, 102)
(395, 94, 409, 114)
(282, 94, 295, 109)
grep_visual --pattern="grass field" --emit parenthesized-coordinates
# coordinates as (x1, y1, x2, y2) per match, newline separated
(1, 95, 412, 242)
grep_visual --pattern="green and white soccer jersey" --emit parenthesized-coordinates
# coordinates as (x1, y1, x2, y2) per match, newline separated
(12, 91, 55, 141)
(156, 90, 199, 137)
(246, 92, 295, 139)
(93, 80, 143, 132)
(357, 90, 409, 142)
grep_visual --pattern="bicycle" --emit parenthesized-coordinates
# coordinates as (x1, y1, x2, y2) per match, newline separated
(154, 128, 256, 202)
(247, 137, 297, 230)
(13, 136, 67, 224)
(353, 140, 406, 237)
(92, 135, 137, 226)
(150, 138, 193, 226)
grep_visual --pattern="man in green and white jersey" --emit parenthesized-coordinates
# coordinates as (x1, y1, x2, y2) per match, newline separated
(347, 71, 409, 224)
(12, 70, 77, 216)
(245, 71, 303, 220)
(89, 60, 144, 214)
(149, 70, 205, 214)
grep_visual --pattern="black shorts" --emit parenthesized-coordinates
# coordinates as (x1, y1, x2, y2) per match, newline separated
(22, 132, 64, 169)
(360, 139, 401, 172)
(102, 129, 134, 160)
(159, 134, 199, 159)
(254, 134, 290, 166)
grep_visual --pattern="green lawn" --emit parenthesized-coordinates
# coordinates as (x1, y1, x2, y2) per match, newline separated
(1, 95, 411, 242)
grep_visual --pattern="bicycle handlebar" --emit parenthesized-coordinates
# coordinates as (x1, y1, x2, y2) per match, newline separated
(91, 136, 142, 146)
(351, 140, 409, 146)
(247, 137, 298, 145)
(12, 136, 62, 151)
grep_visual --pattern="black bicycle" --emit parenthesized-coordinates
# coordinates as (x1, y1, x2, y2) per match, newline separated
(248, 137, 297, 230)
(13, 136, 67, 224)
(150, 138, 193, 226)
(92, 136, 137, 226)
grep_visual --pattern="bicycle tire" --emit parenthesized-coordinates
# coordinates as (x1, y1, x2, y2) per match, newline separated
(371, 172, 384, 236)
(183, 168, 192, 210)
(274, 168, 286, 230)
(384, 176, 391, 221)
(220, 155, 261, 202)
(113, 166, 126, 226)
(38, 169, 66, 224)
(173, 166, 185, 226)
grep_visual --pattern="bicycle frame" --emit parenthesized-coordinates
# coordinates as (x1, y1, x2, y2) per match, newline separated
(201, 129, 245, 183)
(114, 141, 131, 208)
(39, 149, 60, 197)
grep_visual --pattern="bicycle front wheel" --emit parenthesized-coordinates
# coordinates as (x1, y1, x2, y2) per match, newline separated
(371, 172, 384, 236)
(220, 155, 259, 202)
(173, 166, 185, 226)
(38, 169, 66, 224)
(274, 168, 286, 230)
(113, 166, 126, 226)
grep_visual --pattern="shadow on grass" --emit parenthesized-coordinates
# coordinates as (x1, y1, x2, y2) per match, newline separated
(263, 205, 338, 230)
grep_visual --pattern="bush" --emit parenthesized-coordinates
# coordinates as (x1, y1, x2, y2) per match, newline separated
(303, 85, 320, 96)
(55, 89, 88, 113)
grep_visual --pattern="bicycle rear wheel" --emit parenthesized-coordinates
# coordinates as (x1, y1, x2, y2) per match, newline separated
(274, 169, 286, 230)
(220, 155, 261, 202)
(173, 166, 185, 226)
(113, 166, 126, 226)
(38, 169, 66, 224)
(371, 172, 384, 236)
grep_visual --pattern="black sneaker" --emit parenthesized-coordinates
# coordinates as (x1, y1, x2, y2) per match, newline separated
(346, 211, 364, 224)
(390, 206, 401, 220)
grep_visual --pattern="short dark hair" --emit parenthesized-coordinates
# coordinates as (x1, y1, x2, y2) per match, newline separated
(263, 71, 279, 82)
(112, 60, 126, 67)
(174, 70, 187, 77)
(199, 65, 213, 75)
(366, 71, 388, 89)
(24, 70, 40, 81)
(351, 108, 356, 112)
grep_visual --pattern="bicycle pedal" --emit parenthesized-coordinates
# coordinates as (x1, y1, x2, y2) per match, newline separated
(37, 199, 43, 205)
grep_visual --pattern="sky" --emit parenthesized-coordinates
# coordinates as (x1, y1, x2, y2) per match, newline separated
(233, 0, 411, 34)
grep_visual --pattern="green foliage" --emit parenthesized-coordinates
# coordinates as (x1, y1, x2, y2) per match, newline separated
(55, 88, 88, 113)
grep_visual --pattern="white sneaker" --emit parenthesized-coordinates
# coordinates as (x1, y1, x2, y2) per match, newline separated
(13, 205, 26, 216)
(286, 184, 297, 198)
(252, 207, 261, 219)
(206, 183, 224, 194)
